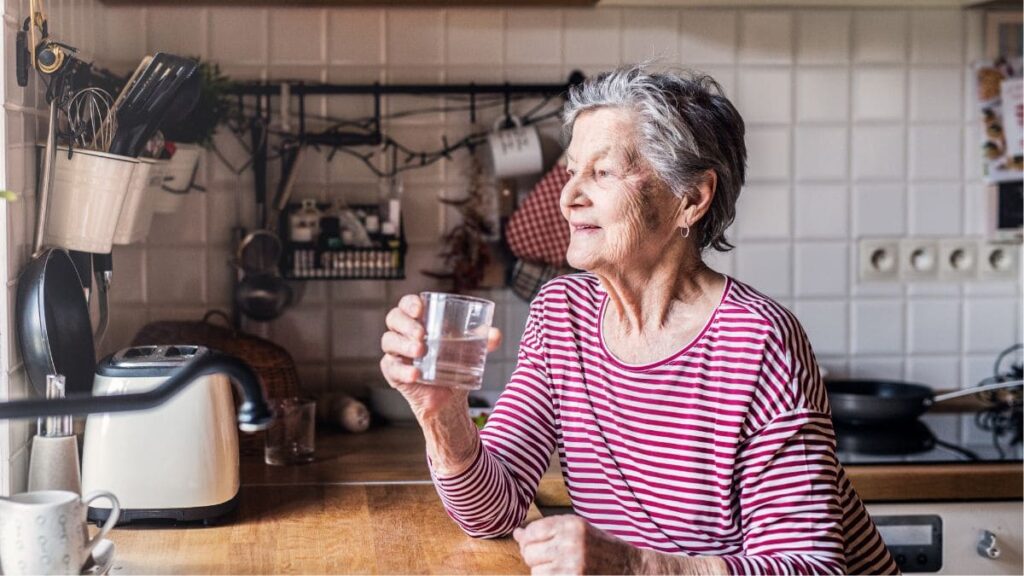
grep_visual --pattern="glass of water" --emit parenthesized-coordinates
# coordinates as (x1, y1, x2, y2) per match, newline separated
(264, 397, 316, 466)
(414, 292, 496, 390)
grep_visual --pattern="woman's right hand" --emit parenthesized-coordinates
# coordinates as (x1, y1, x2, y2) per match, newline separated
(380, 294, 503, 421)
(379, 295, 491, 421)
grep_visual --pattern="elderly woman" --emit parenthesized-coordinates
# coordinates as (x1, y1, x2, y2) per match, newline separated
(380, 65, 898, 575)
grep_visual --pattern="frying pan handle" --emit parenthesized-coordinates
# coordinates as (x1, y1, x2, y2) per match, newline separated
(92, 253, 112, 344)
(0, 351, 274, 431)
(933, 380, 1024, 403)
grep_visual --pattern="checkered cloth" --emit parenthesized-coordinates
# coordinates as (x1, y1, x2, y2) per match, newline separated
(509, 259, 576, 302)
(506, 162, 571, 266)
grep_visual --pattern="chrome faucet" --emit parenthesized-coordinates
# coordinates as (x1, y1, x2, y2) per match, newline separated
(0, 351, 274, 432)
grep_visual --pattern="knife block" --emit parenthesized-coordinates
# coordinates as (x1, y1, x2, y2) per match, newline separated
(28, 434, 82, 493)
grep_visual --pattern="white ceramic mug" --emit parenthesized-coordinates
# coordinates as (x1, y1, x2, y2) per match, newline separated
(486, 116, 543, 178)
(0, 490, 120, 575)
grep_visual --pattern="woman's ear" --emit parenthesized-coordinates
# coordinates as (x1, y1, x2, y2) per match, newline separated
(677, 169, 717, 229)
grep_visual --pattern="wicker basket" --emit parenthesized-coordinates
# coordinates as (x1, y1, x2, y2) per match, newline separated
(131, 311, 302, 455)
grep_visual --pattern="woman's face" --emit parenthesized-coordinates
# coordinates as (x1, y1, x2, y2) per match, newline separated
(561, 107, 681, 273)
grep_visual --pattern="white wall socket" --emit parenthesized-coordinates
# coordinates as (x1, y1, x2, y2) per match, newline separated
(858, 238, 900, 281)
(899, 239, 939, 280)
(938, 239, 978, 280)
(977, 241, 1022, 281)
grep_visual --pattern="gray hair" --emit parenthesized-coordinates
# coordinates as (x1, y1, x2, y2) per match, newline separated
(562, 64, 747, 252)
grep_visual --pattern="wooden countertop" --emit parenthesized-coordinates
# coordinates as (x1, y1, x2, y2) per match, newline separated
(112, 484, 538, 574)
(110, 424, 1020, 574)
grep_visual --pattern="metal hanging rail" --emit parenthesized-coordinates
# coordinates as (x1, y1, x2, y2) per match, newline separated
(226, 72, 585, 97)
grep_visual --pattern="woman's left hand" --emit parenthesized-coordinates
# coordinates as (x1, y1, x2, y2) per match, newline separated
(513, 515, 635, 575)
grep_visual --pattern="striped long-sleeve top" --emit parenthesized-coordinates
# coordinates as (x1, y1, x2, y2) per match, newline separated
(430, 273, 899, 575)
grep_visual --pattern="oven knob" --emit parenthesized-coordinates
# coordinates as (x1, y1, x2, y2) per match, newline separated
(916, 554, 928, 565)
(896, 554, 906, 566)
(977, 530, 1001, 559)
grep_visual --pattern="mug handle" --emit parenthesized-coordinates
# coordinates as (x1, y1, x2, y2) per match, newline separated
(81, 490, 120, 555)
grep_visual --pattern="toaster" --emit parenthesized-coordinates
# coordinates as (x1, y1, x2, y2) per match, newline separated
(82, 345, 240, 525)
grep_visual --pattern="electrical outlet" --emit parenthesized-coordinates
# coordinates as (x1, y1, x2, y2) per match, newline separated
(899, 239, 939, 281)
(858, 238, 900, 281)
(938, 239, 978, 280)
(978, 241, 1022, 281)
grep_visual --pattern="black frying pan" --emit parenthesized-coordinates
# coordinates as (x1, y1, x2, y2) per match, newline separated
(16, 249, 97, 397)
(826, 379, 1023, 426)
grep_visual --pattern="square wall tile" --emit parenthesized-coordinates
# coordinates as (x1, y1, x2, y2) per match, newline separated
(795, 185, 848, 239)
(795, 68, 849, 123)
(505, 9, 562, 66)
(851, 125, 905, 181)
(910, 11, 962, 65)
(148, 8, 207, 57)
(332, 308, 385, 359)
(852, 299, 904, 355)
(907, 356, 960, 390)
(704, 249, 735, 277)
(794, 300, 848, 356)
(329, 10, 383, 65)
(207, 248, 234, 306)
(745, 127, 791, 181)
(738, 12, 793, 65)
(386, 10, 444, 65)
(797, 11, 850, 64)
(622, 9, 678, 63)
(962, 354, 997, 390)
(910, 68, 963, 122)
(965, 299, 1018, 353)
(401, 184, 442, 244)
(270, 8, 325, 64)
(909, 125, 961, 181)
(735, 185, 790, 240)
(962, 182, 986, 236)
(101, 8, 145, 62)
(110, 247, 145, 304)
(853, 67, 905, 121)
(272, 306, 329, 362)
(909, 184, 961, 236)
(852, 184, 906, 236)
(211, 9, 267, 64)
(447, 10, 504, 65)
(148, 192, 207, 246)
(146, 247, 205, 304)
(734, 243, 792, 298)
(908, 299, 960, 354)
(564, 9, 621, 66)
(679, 10, 736, 64)
(853, 11, 907, 64)
(795, 242, 848, 297)
(795, 126, 847, 181)
(737, 68, 792, 124)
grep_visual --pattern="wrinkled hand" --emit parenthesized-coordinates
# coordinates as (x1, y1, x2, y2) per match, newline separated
(379, 294, 501, 420)
(513, 515, 635, 575)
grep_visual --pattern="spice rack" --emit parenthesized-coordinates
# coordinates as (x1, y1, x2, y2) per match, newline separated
(279, 202, 406, 280)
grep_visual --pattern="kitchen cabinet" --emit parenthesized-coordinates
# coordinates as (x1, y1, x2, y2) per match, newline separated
(99, 1, 599, 6)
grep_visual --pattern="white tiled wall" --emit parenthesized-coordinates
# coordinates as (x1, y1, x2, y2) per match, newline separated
(2, 5, 1022, 493)
(88, 5, 1024, 395)
(1, 0, 102, 495)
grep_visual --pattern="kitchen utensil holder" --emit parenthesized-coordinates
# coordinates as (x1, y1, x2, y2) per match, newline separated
(153, 143, 202, 214)
(279, 202, 407, 281)
(38, 145, 137, 253)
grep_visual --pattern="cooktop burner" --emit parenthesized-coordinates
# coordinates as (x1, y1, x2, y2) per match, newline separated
(835, 404, 1023, 464)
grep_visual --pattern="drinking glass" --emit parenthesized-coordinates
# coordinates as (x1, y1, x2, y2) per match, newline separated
(414, 292, 495, 391)
(264, 397, 316, 466)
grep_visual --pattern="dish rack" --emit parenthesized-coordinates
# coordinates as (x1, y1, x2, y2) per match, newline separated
(279, 202, 407, 280)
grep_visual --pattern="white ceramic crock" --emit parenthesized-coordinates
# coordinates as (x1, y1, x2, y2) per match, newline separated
(153, 143, 202, 214)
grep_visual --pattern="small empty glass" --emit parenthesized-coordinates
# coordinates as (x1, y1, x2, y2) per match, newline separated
(414, 292, 496, 391)
(264, 397, 316, 466)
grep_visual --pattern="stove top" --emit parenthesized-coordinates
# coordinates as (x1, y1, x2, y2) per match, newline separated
(835, 404, 1023, 465)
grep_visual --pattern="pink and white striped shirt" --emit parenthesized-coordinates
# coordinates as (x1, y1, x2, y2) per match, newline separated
(431, 273, 899, 575)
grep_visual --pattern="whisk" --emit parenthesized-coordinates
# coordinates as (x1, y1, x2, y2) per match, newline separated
(65, 87, 117, 152)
